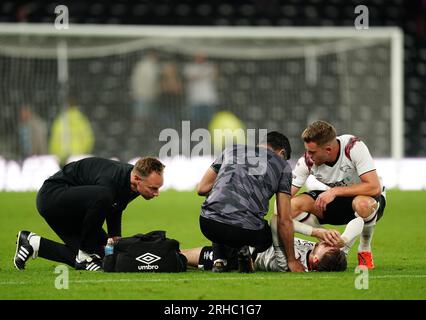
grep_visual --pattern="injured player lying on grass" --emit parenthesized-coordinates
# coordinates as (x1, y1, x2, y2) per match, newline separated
(182, 217, 364, 272)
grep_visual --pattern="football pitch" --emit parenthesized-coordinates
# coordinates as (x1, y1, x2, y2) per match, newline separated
(0, 190, 425, 300)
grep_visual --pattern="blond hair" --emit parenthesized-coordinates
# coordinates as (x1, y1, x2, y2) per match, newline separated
(133, 157, 165, 177)
(301, 120, 337, 146)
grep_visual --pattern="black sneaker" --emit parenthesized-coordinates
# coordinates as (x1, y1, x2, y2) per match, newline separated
(75, 254, 103, 271)
(238, 246, 254, 273)
(212, 259, 228, 273)
(14, 231, 34, 270)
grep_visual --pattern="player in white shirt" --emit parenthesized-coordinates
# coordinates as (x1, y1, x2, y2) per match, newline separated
(290, 120, 386, 269)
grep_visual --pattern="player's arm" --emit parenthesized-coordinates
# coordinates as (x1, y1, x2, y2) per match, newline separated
(197, 152, 223, 196)
(291, 156, 310, 197)
(315, 171, 381, 212)
(196, 167, 218, 196)
(276, 192, 305, 272)
(99, 183, 122, 238)
(106, 207, 123, 238)
(334, 140, 381, 197)
(327, 170, 381, 198)
(293, 220, 342, 246)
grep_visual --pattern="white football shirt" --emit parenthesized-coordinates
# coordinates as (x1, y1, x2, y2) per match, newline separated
(254, 238, 314, 272)
(292, 134, 383, 193)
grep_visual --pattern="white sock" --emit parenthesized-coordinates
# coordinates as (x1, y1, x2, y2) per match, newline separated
(213, 259, 227, 266)
(340, 217, 364, 255)
(355, 204, 379, 252)
(358, 223, 376, 252)
(28, 233, 40, 259)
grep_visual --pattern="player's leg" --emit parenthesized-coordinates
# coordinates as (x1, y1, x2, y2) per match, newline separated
(38, 184, 110, 270)
(314, 194, 383, 269)
(237, 222, 271, 273)
(181, 247, 204, 268)
(199, 216, 234, 272)
(189, 246, 239, 271)
(352, 195, 386, 269)
(14, 182, 79, 270)
(14, 231, 39, 270)
(199, 216, 269, 273)
(17, 211, 107, 270)
(340, 217, 365, 255)
(291, 191, 324, 228)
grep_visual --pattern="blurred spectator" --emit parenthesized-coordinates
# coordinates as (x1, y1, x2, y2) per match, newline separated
(158, 61, 183, 128)
(48, 101, 94, 165)
(183, 52, 219, 129)
(208, 111, 246, 155)
(18, 105, 48, 159)
(130, 51, 160, 122)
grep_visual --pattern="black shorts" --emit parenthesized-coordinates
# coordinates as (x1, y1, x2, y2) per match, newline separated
(199, 216, 272, 252)
(303, 190, 386, 225)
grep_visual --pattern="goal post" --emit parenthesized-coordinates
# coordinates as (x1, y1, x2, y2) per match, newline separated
(0, 23, 404, 161)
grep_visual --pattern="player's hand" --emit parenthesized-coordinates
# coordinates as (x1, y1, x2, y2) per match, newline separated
(322, 229, 344, 247)
(315, 189, 336, 213)
(288, 259, 306, 272)
(109, 236, 121, 244)
(312, 228, 342, 247)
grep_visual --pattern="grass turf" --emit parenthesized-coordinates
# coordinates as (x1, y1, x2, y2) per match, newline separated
(0, 190, 425, 300)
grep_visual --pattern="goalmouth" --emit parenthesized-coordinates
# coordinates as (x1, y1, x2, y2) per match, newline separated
(0, 24, 403, 161)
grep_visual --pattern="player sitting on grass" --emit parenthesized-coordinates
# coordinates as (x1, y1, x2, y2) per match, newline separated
(183, 217, 364, 272)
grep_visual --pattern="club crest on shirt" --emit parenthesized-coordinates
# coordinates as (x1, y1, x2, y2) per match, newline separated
(339, 165, 352, 173)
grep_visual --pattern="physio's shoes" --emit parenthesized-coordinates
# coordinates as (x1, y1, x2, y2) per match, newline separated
(14, 231, 35, 270)
(237, 246, 254, 273)
(212, 259, 228, 273)
(358, 251, 375, 269)
(75, 254, 103, 271)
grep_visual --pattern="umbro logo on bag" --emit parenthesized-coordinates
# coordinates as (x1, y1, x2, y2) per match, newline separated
(135, 253, 161, 270)
(136, 252, 161, 265)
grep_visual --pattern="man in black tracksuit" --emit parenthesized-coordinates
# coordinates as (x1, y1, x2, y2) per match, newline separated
(14, 157, 165, 271)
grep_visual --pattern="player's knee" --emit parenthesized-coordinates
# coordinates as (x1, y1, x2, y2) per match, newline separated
(291, 195, 313, 216)
(352, 196, 377, 217)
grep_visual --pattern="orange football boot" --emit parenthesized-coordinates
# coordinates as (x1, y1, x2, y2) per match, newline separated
(358, 251, 375, 269)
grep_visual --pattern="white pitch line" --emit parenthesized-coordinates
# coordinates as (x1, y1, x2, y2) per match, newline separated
(1, 274, 426, 286)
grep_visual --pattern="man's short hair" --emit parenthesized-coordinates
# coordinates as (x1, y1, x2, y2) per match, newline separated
(301, 120, 337, 146)
(133, 157, 165, 178)
(316, 248, 347, 272)
(261, 131, 292, 160)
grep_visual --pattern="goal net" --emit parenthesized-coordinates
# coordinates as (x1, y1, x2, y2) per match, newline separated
(0, 24, 403, 163)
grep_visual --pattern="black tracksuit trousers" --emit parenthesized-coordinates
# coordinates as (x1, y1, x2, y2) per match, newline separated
(36, 181, 110, 267)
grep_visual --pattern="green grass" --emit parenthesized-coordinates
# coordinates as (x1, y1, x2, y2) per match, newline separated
(0, 190, 426, 300)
